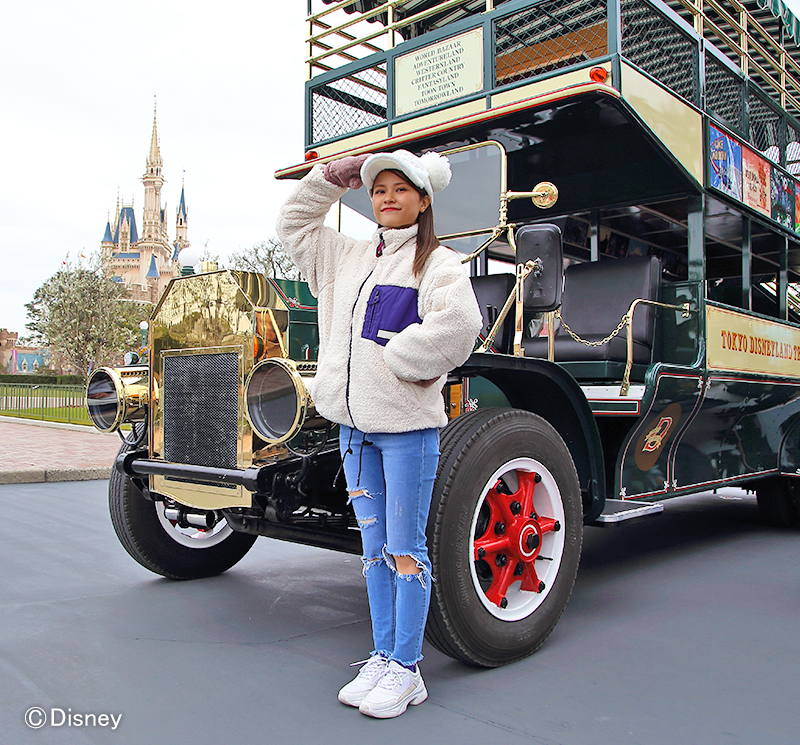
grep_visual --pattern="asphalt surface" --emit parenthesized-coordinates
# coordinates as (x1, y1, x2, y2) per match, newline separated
(1, 478, 797, 745)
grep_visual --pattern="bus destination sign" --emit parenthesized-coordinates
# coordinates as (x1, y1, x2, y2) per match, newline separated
(395, 28, 484, 116)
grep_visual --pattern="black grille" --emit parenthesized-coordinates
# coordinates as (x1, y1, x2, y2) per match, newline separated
(621, 0, 699, 106)
(787, 121, 800, 176)
(705, 53, 744, 132)
(163, 353, 239, 468)
(748, 92, 781, 160)
(495, 0, 607, 85)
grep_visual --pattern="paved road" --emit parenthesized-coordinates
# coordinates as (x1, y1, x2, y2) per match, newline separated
(1, 480, 797, 745)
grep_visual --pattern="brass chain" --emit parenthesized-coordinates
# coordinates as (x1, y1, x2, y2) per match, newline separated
(554, 309, 630, 347)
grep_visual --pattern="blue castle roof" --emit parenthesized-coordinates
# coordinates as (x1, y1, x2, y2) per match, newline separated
(146, 253, 159, 279)
(113, 207, 139, 245)
(178, 186, 187, 220)
(102, 221, 113, 243)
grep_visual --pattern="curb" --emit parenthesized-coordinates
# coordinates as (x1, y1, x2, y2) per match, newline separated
(0, 467, 111, 485)
(0, 415, 106, 433)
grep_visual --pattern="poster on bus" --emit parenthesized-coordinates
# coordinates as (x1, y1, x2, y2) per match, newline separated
(742, 147, 770, 216)
(772, 169, 795, 229)
(709, 125, 742, 199)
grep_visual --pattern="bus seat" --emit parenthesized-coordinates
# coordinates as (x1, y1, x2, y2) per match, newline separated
(524, 256, 662, 364)
(471, 274, 517, 354)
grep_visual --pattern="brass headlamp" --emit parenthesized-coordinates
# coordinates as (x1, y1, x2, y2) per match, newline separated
(244, 358, 324, 444)
(86, 366, 149, 433)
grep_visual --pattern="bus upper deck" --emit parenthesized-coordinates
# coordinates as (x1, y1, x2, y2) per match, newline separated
(279, 1, 800, 325)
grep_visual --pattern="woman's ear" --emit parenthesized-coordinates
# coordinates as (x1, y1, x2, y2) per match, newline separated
(420, 194, 432, 213)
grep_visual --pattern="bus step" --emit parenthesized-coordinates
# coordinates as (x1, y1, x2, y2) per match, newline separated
(592, 499, 664, 526)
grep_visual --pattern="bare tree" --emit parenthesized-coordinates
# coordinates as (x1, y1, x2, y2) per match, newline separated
(228, 238, 300, 280)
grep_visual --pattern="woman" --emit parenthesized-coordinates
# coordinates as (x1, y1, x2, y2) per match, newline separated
(276, 149, 482, 718)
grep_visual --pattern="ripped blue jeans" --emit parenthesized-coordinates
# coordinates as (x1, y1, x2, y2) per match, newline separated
(339, 425, 440, 667)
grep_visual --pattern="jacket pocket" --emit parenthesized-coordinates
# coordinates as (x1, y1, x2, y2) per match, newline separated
(361, 285, 422, 347)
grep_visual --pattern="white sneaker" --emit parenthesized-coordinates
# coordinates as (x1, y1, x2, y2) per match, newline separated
(338, 655, 389, 707)
(358, 660, 428, 718)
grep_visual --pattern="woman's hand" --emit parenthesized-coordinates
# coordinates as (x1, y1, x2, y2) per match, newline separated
(323, 154, 370, 189)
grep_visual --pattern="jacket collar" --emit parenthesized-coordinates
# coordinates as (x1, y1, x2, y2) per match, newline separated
(371, 224, 418, 256)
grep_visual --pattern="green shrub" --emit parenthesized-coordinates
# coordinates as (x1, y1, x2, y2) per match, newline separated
(0, 373, 85, 386)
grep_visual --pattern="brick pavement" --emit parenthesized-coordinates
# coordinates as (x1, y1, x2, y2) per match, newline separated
(0, 417, 121, 484)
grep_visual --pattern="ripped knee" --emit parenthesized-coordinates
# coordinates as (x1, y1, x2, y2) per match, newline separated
(384, 550, 433, 588)
(391, 554, 422, 575)
(361, 554, 385, 577)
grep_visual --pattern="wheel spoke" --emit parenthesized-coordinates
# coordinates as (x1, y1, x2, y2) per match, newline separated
(537, 516, 557, 534)
(473, 535, 509, 558)
(484, 560, 516, 606)
(520, 562, 542, 593)
(516, 470, 539, 517)
(487, 481, 515, 524)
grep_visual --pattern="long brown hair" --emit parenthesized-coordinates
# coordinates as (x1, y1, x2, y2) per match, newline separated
(376, 168, 440, 276)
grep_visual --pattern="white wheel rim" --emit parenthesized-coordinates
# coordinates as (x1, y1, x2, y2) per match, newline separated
(468, 457, 566, 622)
(155, 503, 234, 549)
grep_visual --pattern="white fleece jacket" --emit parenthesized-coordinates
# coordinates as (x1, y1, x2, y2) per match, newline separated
(276, 164, 483, 433)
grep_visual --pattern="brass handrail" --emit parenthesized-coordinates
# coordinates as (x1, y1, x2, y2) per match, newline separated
(553, 298, 691, 395)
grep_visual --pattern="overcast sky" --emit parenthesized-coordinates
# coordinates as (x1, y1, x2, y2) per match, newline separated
(4, 1, 800, 338)
(0, 1, 315, 337)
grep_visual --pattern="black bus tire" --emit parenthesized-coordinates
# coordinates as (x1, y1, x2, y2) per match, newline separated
(756, 476, 800, 529)
(426, 408, 583, 667)
(109, 443, 257, 580)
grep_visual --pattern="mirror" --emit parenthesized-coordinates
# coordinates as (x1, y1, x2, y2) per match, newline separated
(516, 224, 563, 312)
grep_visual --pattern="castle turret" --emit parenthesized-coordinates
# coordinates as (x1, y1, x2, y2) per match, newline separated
(174, 178, 189, 260)
(141, 105, 164, 243)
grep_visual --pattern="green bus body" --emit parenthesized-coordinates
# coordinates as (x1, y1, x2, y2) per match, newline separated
(273, 0, 800, 518)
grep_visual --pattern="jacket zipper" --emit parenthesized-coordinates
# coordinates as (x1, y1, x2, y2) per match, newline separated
(345, 266, 376, 428)
(366, 289, 381, 337)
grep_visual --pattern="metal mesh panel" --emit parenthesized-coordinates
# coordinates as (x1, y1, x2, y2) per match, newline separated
(621, 0, 699, 106)
(311, 63, 387, 143)
(163, 353, 239, 469)
(494, 0, 607, 85)
(787, 122, 800, 176)
(748, 92, 781, 161)
(705, 53, 743, 131)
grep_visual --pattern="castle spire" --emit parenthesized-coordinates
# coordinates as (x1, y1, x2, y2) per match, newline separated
(142, 99, 164, 243)
(148, 98, 162, 168)
(174, 171, 189, 260)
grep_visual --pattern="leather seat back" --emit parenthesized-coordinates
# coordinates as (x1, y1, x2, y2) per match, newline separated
(471, 274, 517, 354)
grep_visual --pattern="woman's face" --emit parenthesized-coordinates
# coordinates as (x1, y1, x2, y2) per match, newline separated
(371, 170, 431, 229)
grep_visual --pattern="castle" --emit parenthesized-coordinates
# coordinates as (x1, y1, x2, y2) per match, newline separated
(100, 109, 187, 303)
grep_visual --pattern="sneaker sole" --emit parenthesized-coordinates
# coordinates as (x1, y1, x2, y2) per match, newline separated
(359, 686, 428, 719)
(338, 690, 370, 708)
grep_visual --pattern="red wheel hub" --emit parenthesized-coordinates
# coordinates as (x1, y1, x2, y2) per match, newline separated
(473, 470, 559, 607)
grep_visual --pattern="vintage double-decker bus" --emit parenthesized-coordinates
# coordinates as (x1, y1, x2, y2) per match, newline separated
(89, 0, 800, 667)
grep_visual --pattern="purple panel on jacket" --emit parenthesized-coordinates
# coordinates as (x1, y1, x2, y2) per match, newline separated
(361, 284, 422, 347)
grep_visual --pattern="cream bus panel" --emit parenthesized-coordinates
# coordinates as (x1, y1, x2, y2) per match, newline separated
(621, 62, 703, 185)
(706, 304, 800, 378)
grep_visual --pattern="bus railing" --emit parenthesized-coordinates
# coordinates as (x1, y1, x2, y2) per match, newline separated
(671, 0, 800, 116)
(0, 383, 92, 426)
(304, 0, 800, 175)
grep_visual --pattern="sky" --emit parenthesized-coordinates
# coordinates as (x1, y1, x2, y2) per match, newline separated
(4, 1, 800, 338)
(0, 2, 315, 337)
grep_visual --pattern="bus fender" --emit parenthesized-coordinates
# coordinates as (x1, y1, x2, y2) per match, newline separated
(458, 353, 606, 522)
